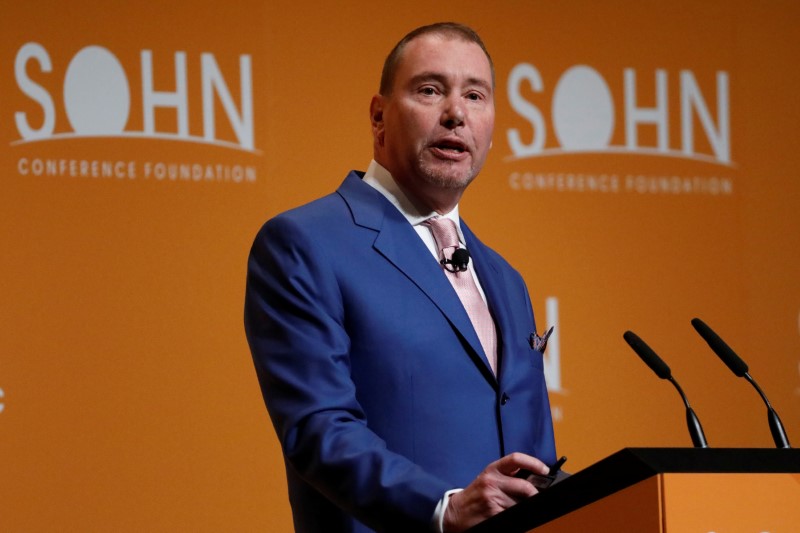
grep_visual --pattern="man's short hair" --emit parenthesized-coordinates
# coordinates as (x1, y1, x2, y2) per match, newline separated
(379, 22, 495, 96)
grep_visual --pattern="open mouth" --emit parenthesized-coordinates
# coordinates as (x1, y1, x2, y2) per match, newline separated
(432, 139, 468, 155)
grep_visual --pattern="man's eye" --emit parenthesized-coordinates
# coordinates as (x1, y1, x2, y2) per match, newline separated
(420, 87, 437, 96)
(466, 92, 482, 101)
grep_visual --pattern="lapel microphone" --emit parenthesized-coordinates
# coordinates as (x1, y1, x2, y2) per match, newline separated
(441, 248, 470, 273)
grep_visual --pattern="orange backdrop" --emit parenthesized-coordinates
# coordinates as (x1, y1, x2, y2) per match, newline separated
(2, 1, 798, 530)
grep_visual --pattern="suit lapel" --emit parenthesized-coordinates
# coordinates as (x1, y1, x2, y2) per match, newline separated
(337, 174, 495, 383)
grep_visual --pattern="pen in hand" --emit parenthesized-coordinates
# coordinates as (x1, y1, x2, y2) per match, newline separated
(515, 455, 567, 490)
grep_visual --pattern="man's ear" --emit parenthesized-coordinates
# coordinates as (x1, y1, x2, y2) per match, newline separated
(370, 94, 385, 146)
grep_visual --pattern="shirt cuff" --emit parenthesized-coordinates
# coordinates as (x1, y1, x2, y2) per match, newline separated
(431, 488, 463, 533)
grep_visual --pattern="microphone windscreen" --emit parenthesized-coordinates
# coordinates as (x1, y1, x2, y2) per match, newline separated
(624, 331, 672, 379)
(691, 318, 748, 376)
(452, 248, 470, 268)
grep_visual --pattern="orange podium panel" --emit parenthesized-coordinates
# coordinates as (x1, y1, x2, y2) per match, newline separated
(662, 473, 800, 532)
(470, 448, 800, 533)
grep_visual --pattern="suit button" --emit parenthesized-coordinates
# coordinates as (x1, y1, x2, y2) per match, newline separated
(500, 393, 510, 405)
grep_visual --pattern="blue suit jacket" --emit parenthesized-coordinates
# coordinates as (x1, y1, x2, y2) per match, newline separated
(244, 172, 556, 532)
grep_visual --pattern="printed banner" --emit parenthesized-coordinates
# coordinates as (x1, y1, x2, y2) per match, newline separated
(2, 1, 798, 530)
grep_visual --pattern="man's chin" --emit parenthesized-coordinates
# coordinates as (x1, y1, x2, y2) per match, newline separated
(418, 162, 477, 190)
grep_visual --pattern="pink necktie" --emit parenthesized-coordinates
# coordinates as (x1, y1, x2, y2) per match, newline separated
(425, 217, 498, 374)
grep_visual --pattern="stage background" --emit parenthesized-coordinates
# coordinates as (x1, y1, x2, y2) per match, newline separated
(2, 1, 798, 530)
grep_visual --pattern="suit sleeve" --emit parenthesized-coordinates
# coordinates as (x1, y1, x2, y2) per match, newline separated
(244, 214, 450, 531)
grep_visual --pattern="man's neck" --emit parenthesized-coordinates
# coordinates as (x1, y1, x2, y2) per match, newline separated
(373, 159, 464, 215)
(363, 160, 461, 223)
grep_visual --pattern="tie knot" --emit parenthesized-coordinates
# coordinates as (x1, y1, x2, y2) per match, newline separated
(425, 216, 460, 251)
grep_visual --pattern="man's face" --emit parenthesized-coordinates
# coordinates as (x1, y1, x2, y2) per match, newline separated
(372, 34, 495, 210)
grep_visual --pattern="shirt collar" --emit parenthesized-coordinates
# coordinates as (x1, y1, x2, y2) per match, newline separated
(363, 160, 464, 240)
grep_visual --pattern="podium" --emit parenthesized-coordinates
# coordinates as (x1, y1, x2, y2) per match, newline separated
(469, 448, 800, 532)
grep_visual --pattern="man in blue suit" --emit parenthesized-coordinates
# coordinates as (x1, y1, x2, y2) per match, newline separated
(245, 22, 556, 533)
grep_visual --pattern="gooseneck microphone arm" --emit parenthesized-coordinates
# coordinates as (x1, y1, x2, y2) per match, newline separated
(667, 376, 708, 448)
(746, 375, 791, 448)
(691, 318, 791, 449)
(623, 331, 709, 448)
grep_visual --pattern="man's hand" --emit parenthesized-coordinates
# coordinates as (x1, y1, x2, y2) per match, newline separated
(443, 453, 548, 533)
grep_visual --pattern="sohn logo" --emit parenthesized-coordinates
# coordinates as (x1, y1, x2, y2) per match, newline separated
(10, 42, 257, 183)
(504, 63, 734, 196)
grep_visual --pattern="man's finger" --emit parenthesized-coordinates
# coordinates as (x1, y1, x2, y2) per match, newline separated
(501, 476, 540, 501)
(496, 452, 549, 477)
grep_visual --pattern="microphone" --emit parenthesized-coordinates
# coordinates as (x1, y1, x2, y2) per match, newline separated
(441, 248, 470, 273)
(623, 331, 709, 448)
(691, 318, 791, 448)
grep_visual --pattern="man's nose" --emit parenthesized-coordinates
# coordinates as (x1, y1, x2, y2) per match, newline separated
(441, 96, 465, 128)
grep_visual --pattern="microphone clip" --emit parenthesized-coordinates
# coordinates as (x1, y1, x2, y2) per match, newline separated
(441, 248, 470, 273)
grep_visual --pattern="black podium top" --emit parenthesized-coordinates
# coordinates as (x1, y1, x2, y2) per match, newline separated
(469, 448, 800, 532)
